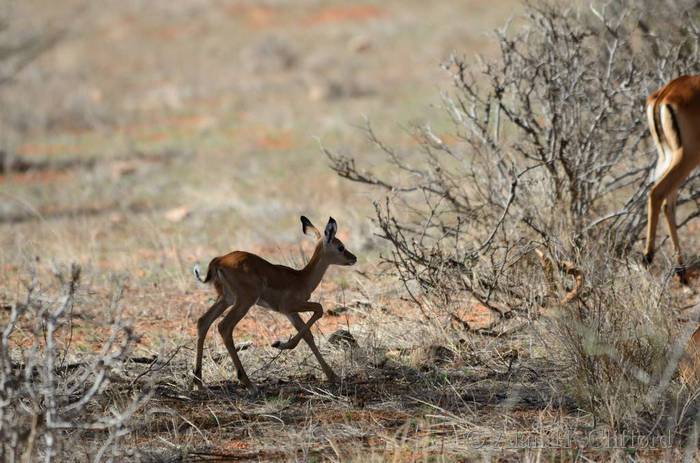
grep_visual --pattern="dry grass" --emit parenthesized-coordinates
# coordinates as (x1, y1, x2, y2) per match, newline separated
(3, 0, 700, 461)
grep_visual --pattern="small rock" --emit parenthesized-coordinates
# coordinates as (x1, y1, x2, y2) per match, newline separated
(328, 329, 358, 349)
(109, 212, 124, 224)
(242, 35, 297, 73)
(348, 35, 372, 53)
(307, 81, 344, 101)
(164, 207, 190, 223)
(410, 344, 455, 369)
(111, 161, 138, 179)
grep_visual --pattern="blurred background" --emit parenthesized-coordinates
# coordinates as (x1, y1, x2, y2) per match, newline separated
(0, 0, 519, 285)
(8, 2, 700, 460)
(0, 0, 522, 357)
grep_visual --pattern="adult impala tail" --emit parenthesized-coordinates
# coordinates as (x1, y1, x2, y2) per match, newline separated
(192, 216, 357, 392)
(644, 75, 700, 285)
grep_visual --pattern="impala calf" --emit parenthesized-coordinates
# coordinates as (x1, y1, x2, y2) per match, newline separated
(193, 216, 356, 392)
(644, 75, 700, 284)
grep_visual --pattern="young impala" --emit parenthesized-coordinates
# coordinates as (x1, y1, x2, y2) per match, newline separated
(644, 75, 700, 285)
(193, 216, 356, 392)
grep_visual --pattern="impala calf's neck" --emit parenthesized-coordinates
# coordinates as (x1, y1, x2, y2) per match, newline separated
(299, 243, 334, 293)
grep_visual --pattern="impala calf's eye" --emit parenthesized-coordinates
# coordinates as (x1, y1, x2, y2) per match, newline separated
(338, 245, 345, 252)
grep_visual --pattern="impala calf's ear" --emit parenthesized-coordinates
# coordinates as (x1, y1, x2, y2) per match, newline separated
(301, 216, 322, 239)
(324, 217, 337, 244)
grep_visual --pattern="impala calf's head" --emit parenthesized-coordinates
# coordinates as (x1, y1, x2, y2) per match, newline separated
(301, 216, 357, 266)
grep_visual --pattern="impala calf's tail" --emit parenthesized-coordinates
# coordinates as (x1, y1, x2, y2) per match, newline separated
(193, 264, 204, 282)
(193, 259, 216, 283)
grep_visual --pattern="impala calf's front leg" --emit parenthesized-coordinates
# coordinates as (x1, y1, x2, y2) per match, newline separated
(287, 312, 339, 383)
(271, 302, 324, 350)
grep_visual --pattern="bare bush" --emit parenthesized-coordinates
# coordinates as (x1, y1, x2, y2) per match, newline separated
(550, 244, 685, 431)
(327, 1, 700, 307)
(325, 0, 700, 438)
(0, 265, 149, 461)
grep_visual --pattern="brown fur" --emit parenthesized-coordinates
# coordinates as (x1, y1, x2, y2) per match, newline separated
(680, 325, 700, 387)
(644, 75, 700, 284)
(193, 217, 357, 392)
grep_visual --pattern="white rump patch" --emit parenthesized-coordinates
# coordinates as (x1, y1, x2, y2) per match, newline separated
(651, 104, 675, 182)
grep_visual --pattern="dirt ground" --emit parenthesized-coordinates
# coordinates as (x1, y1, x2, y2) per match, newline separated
(1, 1, 689, 461)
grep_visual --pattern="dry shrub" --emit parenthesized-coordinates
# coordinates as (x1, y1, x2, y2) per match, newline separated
(326, 0, 700, 439)
(550, 243, 686, 433)
(0, 265, 148, 461)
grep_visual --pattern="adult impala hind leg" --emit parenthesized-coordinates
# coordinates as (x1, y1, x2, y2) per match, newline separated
(644, 174, 671, 266)
(662, 189, 689, 284)
(286, 312, 340, 383)
(194, 298, 229, 386)
(271, 302, 323, 350)
(644, 150, 689, 268)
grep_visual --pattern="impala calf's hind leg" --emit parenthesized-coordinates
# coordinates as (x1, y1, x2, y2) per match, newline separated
(216, 272, 259, 392)
(194, 298, 229, 385)
(217, 294, 256, 392)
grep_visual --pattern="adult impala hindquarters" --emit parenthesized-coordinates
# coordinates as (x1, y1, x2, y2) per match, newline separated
(644, 75, 700, 284)
(193, 216, 356, 392)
